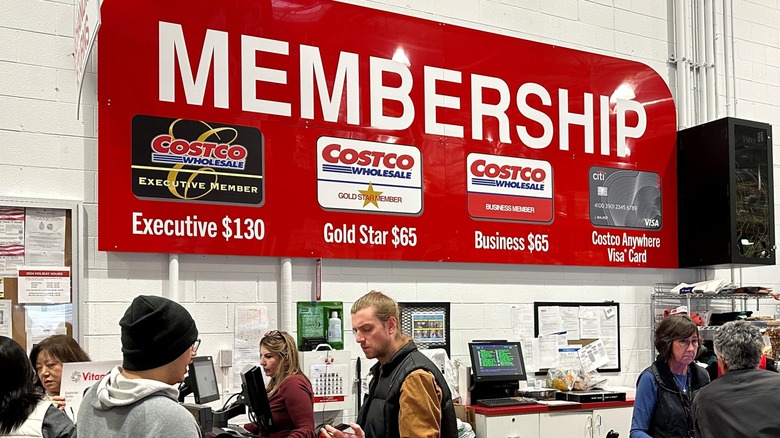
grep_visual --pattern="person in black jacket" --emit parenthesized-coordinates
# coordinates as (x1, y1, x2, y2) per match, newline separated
(321, 290, 457, 438)
(692, 321, 780, 437)
(630, 314, 710, 438)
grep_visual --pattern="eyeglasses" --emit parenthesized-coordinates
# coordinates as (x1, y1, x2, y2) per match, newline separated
(265, 330, 288, 344)
(192, 339, 201, 353)
(676, 338, 700, 348)
(263, 330, 287, 354)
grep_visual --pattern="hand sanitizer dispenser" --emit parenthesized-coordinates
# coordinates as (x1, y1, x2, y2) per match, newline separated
(328, 311, 343, 348)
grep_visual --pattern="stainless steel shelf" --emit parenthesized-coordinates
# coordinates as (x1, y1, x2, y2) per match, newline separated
(650, 285, 779, 356)
(652, 293, 775, 300)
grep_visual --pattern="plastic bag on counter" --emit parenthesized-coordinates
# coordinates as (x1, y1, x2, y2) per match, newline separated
(547, 367, 606, 391)
(546, 368, 576, 391)
(573, 368, 607, 391)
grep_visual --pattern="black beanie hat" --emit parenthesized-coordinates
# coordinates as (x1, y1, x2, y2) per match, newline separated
(119, 295, 198, 371)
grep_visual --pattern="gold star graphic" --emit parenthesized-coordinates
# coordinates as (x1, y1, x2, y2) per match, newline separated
(358, 182, 383, 208)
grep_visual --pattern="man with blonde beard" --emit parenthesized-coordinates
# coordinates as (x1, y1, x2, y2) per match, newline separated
(322, 291, 456, 438)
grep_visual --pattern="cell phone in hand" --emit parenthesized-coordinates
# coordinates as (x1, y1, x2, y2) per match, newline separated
(334, 423, 354, 433)
(322, 423, 354, 436)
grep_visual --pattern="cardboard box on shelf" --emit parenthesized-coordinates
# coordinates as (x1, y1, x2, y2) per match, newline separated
(454, 404, 476, 431)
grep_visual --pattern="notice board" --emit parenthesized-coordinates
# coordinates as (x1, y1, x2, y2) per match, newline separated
(0, 197, 80, 350)
(534, 301, 621, 372)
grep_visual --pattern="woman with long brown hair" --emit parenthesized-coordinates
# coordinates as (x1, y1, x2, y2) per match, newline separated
(248, 330, 315, 438)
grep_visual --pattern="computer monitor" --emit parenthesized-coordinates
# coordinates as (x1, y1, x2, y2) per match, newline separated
(241, 365, 273, 430)
(468, 341, 527, 382)
(189, 355, 220, 404)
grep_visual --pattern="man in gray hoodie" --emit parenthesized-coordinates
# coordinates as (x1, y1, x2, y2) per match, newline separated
(77, 295, 201, 437)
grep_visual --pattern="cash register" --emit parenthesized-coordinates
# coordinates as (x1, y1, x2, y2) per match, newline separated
(180, 357, 272, 437)
(468, 340, 537, 407)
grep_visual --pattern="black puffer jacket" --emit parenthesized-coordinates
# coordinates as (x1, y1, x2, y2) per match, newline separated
(357, 342, 457, 438)
(644, 359, 709, 438)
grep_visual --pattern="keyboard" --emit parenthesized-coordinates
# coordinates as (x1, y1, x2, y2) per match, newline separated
(477, 397, 539, 407)
(221, 425, 259, 438)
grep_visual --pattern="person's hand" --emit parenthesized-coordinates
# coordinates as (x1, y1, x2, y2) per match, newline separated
(50, 395, 66, 411)
(319, 423, 364, 438)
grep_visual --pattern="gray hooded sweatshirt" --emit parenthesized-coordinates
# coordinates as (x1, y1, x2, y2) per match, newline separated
(76, 366, 200, 438)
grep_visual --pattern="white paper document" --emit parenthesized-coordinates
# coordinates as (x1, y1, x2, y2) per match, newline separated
(24, 208, 66, 266)
(0, 299, 11, 337)
(25, 303, 72, 349)
(579, 339, 611, 371)
(538, 334, 560, 369)
(233, 305, 268, 388)
(0, 207, 25, 276)
(17, 267, 71, 304)
(560, 307, 581, 340)
(559, 345, 582, 369)
(520, 337, 539, 373)
(578, 306, 601, 339)
(511, 304, 535, 339)
(538, 306, 564, 335)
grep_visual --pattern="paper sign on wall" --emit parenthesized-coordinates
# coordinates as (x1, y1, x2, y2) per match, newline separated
(24, 208, 66, 267)
(578, 339, 610, 371)
(0, 207, 25, 276)
(17, 267, 71, 304)
(0, 300, 11, 337)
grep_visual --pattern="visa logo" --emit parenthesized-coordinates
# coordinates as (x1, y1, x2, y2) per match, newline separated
(643, 218, 659, 227)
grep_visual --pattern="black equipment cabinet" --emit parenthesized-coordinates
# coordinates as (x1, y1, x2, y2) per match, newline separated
(678, 117, 775, 268)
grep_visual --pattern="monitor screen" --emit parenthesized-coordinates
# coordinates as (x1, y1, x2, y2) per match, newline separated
(468, 341, 527, 382)
(189, 356, 220, 404)
(241, 365, 273, 429)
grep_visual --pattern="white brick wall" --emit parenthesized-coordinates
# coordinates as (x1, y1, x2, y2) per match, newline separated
(1, 0, 779, 403)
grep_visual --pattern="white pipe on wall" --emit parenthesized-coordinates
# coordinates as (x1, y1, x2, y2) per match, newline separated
(685, 0, 695, 126)
(280, 258, 293, 332)
(728, 0, 737, 116)
(704, 0, 716, 120)
(723, 0, 734, 116)
(696, 0, 707, 124)
(675, 0, 688, 128)
(168, 254, 179, 302)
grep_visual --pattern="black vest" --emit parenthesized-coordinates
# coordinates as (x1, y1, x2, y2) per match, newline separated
(357, 342, 457, 438)
(643, 359, 709, 438)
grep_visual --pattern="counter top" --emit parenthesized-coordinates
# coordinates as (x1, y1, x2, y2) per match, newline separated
(470, 399, 634, 416)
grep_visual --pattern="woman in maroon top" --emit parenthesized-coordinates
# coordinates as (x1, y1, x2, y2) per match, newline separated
(248, 330, 315, 438)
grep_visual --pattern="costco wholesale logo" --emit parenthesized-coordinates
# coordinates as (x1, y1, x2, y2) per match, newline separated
(316, 137, 422, 215)
(131, 115, 264, 206)
(150, 134, 248, 170)
(466, 153, 553, 222)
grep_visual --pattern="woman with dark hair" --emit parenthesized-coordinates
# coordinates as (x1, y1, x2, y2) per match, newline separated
(245, 330, 315, 438)
(630, 314, 710, 438)
(29, 335, 90, 414)
(0, 336, 75, 437)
